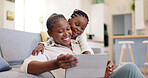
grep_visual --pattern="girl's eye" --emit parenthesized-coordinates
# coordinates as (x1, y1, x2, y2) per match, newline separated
(81, 27, 84, 30)
(81, 27, 85, 30)
(75, 23, 79, 26)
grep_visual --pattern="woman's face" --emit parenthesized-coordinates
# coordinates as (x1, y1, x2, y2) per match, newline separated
(48, 19, 72, 47)
(69, 15, 88, 39)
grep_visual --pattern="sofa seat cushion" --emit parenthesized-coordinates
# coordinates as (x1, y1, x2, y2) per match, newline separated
(0, 56, 12, 72)
(0, 28, 41, 65)
(0, 70, 54, 78)
(0, 65, 54, 78)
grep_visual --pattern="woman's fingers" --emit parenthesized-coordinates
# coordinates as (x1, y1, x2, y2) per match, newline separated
(62, 63, 78, 69)
(58, 57, 79, 69)
(57, 54, 79, 69)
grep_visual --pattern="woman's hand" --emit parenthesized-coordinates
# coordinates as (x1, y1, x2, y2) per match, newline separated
(56, 53, 79, 69)
(104, 60, 114, 78)
(32, 43, 44, 56)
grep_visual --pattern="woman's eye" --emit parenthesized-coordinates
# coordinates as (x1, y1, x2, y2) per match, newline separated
(67, 27, 71, 31)
(58, 30, 63, 33)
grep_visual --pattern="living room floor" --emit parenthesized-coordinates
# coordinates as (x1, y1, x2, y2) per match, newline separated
(139, 66, 148, 78)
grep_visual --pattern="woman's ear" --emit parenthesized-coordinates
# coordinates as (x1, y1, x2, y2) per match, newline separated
(47, 30, 52, 37)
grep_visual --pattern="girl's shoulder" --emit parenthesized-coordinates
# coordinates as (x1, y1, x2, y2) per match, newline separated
(76, 33, 87, 40)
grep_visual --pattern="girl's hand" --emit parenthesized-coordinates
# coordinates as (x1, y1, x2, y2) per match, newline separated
(32, 43, 44, 56)
(82, 51, 91, 54)
(56, 53, 79, 69)
(104, 60, 114, 78)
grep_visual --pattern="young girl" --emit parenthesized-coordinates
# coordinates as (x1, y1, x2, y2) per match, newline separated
(32, 9, 93, 55)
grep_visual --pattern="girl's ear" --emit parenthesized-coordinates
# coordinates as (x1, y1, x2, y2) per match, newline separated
(68, 19, 71, 24)
(47, 30, 52, 37)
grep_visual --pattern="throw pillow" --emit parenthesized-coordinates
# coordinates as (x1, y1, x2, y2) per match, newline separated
(41, 32, 50, 42)
(0, 56, 12, 72)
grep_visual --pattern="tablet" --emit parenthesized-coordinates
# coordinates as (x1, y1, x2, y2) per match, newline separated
(65, 54, 108, 78)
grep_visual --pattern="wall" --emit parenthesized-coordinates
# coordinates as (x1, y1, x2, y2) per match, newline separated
(3, 0, 15, 29)
(41, 0, 81, 32)
(15, 0, 25, 31)
(0, 0, 4, 28)
(13, 0, 95, 33)
(135, 0, 144, 29)
(90, 4, 106, 41)
(144, 0, 148, 26)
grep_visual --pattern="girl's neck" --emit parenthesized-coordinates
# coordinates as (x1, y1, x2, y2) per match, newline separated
(71, 36, 77, 40)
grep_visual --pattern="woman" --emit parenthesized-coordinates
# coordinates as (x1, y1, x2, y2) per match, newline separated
(20, 13, 144, 78)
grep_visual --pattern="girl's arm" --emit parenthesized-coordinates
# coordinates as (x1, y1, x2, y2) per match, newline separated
(32, 43, 45, 55)
(77, 33, 94, 54)
(32, 39, 53, 55)
(82, 51, 91, 54)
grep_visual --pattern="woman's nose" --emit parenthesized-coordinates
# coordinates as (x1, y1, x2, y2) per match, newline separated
(63, 31, 69, 37)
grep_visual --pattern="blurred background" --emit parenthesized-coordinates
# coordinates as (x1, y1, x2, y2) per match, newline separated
(0, 0, 148, 65)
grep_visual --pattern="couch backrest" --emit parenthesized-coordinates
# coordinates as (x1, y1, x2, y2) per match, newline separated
(91, 48, 104, 54)
(0, 45, 2, 57)
(0, 28, 41, 65)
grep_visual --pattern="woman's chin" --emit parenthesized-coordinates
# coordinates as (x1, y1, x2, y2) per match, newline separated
(62, 42, 71, 47)
(61, 40, 71, 45)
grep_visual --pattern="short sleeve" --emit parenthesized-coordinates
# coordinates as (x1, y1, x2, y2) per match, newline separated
(76, 33, 94, 54)
(20, 52, 49, 73)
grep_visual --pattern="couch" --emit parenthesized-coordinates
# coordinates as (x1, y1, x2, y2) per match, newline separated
(0, 28, 102, 78)
(0, 28, 54, 78)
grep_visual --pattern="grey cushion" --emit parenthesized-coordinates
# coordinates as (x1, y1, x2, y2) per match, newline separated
(0, 65, 54, 78)
(92, 48, 103, 54)
(0, 71, 54, 78)
(0, 28, 41, 65)
(0, 46, 2, 57)
(0, 56, 11, 72)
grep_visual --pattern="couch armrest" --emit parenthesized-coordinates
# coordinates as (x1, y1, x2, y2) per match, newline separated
(91, 48, 104, 54)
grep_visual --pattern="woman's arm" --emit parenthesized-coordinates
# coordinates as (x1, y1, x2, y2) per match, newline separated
(27, 60, 59, 74)
(27, 54, 79, 75)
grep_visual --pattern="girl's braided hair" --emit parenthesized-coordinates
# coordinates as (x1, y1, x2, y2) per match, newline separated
(46, 13, 66, 31)
(71, 9, 89, 23)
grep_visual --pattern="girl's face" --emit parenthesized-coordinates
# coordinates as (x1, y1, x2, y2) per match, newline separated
(48, 19, 72, 47)
(69, 15, 88, 39)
